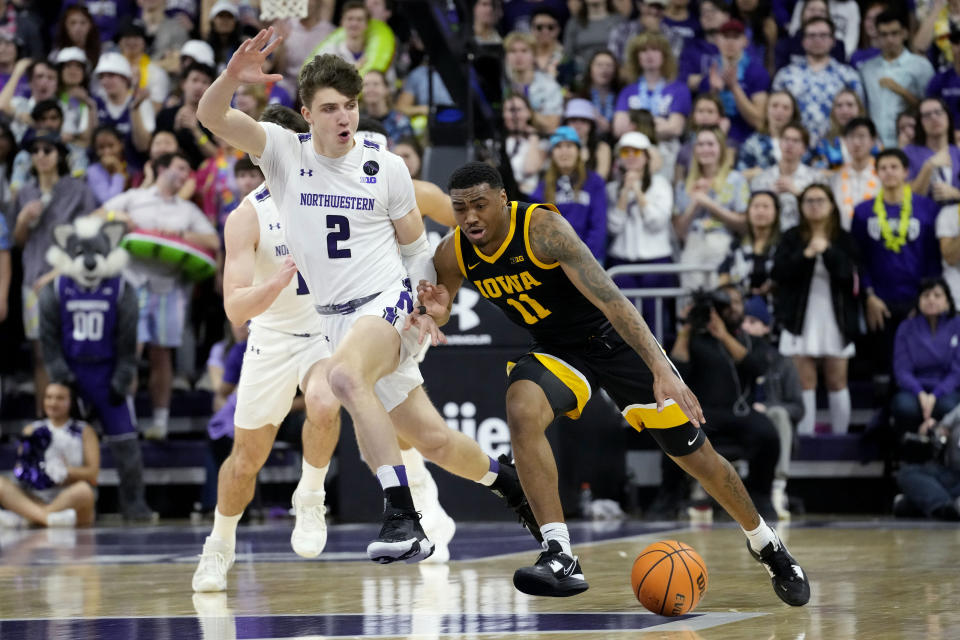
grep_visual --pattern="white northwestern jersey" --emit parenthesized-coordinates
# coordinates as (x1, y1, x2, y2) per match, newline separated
(246, 182, 325, 335)
(254, 123, 417, 307)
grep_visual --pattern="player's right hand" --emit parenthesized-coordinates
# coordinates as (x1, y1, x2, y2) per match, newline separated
(226, 27, 284, 85)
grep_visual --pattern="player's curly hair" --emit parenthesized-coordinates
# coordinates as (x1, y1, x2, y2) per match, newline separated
(298, 54, 363, 109)
(448, 161, 503, 192)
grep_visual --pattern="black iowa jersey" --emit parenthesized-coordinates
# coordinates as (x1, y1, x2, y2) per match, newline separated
(454, 201, 607, 345)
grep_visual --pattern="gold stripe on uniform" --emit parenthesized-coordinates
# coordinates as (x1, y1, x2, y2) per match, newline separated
(471, 201, 518, 264)
(532, 352, 591, 419)
(523, 203, 563, 270)
(454, 230, 467, 277)
(621, 399, 689, 433)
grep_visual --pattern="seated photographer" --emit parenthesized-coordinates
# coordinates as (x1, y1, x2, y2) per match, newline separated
(0, 383, 99, 528)
(741, 296, 805, 520)
(670, 284, 781, 519)
(893, 407, 960, 521)
(891, 278, 960, 444)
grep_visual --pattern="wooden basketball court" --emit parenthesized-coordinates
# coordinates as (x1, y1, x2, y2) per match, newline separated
(0, 518, 956, 639)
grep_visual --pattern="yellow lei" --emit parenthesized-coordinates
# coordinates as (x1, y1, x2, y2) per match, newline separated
(873, 186, 912, 253)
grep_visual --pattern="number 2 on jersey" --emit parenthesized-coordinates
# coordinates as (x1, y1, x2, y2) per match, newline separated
(327, 215, 351, 259)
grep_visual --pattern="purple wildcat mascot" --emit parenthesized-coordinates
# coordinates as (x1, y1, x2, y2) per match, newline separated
(39, 215, 154, 522)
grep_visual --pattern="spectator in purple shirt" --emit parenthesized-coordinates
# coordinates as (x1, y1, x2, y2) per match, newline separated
(891, 278, 960, 439)
(531, 126, 609, 262)
(848, 0, 885, 69)
(852, 149, 942, 375)
(699, 19, 769, 144)
(927, 29, 960, 131)
(677, 0, 730, 94)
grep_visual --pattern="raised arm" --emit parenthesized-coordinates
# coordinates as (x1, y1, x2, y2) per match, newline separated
(197, 28, 283, 158)
(528, 209, 705, 425)
(222, 199, 295, 325)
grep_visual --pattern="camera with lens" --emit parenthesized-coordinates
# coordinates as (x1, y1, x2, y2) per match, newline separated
(687, 288, 732, 333)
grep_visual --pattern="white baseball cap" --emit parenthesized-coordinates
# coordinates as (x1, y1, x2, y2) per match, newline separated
(209, 0, 239, 19)
(180, 39, 215, 67)
(615, 131, 652, 153)
(55, 47, 88, 66)
(93, 52, 132, 80)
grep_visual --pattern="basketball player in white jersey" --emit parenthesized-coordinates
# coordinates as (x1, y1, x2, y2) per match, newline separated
(197, 35, 538, 565)
(193, 106, 501, 591)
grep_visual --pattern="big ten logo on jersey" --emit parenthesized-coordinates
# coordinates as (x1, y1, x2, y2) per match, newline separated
(360, 570, 527, 632)
(443, 402, 510, 459)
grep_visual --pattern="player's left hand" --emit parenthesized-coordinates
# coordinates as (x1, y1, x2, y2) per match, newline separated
(404, 308, 448, 347)
(654, 373, 705, 428)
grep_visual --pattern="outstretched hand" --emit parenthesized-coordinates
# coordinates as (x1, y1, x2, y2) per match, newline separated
(653, 373, 706, 428)
(226, 28, 284, 85)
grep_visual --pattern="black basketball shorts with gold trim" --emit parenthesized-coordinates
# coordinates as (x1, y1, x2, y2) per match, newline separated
(506, 332, 705, 457)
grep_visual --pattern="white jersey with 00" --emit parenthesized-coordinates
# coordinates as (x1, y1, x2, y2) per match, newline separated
(253, 123, 417, 307)
(245, 182, 325, 336)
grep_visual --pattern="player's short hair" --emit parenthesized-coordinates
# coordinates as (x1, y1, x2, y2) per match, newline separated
(448, 161, 504, 192)
(259, 104, 309, 133)
(341, 0, 370, 19)
(299, 53, 363, 107)
(356, 116, 389, 137)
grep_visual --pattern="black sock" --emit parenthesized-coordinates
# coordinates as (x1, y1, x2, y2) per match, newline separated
(385, 486, 415, 511)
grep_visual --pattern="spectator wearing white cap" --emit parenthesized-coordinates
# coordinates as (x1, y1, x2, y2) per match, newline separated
(54, 48, 98, 157)
(116, 19, 171, 112)
(92, 52, 155, 168)
(205, 0, 246, 72)
(606, 131, 676, 334)
(563, 98, 612, 181)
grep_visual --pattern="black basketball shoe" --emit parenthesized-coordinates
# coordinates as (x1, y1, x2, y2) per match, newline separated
(490, 454, 543, 543)
(513, 540, 589, 597)
(747, 533, 811, 606)
(366, 506, 435, 564)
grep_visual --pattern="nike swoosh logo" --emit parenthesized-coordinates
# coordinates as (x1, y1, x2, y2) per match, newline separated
(468, 261, 481, 270)
(688, 433, 700, 446)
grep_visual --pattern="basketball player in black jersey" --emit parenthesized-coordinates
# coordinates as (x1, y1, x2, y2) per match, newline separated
(414, 162, 810, 605)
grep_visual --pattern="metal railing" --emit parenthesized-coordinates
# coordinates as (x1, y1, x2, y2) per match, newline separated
(606, 263, 717, 341)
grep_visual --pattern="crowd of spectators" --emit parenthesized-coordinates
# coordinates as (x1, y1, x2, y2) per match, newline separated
(3, 0, 960, 521)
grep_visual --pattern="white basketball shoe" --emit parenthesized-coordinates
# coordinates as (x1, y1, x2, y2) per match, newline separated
(192, 536, 235, 592)
(291, 489, 328, 558)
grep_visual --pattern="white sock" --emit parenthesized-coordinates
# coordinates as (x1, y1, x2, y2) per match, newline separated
(210, 508, 241, 548)
(742, 517, 777, 554)
(399, 447, 427, 483)
(828, 388, 851, 435)
(540, 522, 572, 556)
(152, 407, 169, 429)
(298, 459, 329, 493)
(798, 390, 816, 435)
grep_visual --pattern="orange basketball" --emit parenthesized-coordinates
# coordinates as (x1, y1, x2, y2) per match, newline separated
(631, 540, 708, 616)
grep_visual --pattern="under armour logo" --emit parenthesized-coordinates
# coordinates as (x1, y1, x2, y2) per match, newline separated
(269, 223, 281, 230)
(300, 169, 313, 177)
